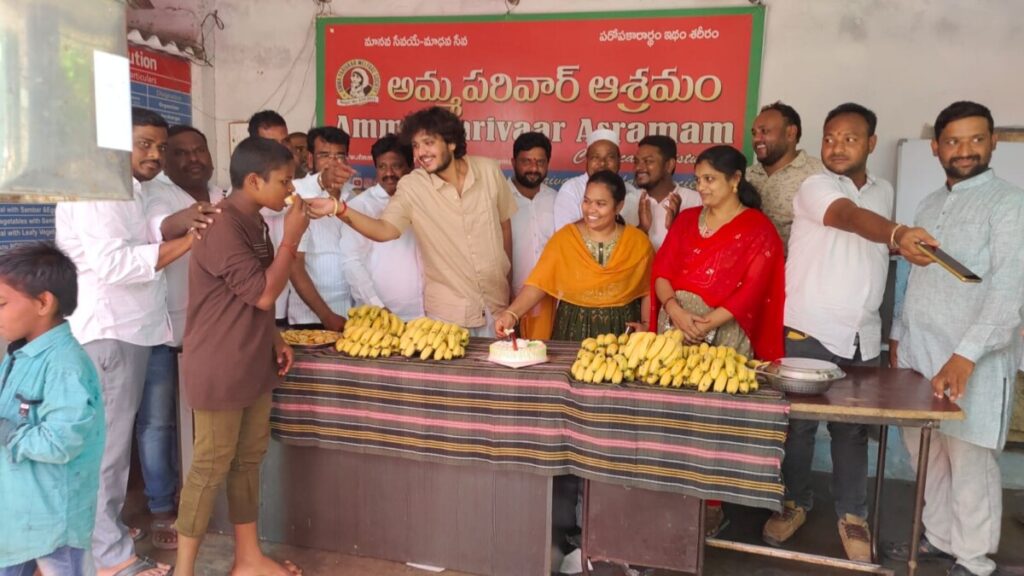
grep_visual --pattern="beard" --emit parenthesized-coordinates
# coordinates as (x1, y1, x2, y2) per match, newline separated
(942, 156, 989, 181)
(756, 142, 786, 167)
(514, 170, 545, 189)
(426, 150, 453, 174)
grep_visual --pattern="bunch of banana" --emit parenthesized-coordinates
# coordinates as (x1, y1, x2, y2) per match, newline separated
(569, 331, 760, 394)
(570, 330, 686, 385)
(640, 341, 760, 394)
(335, 323, 404, 358)
(397, 317, 470, 361)
(346, 305, 405, 336)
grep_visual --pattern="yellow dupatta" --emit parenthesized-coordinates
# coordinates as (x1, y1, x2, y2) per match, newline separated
(522, 224, 653, 339)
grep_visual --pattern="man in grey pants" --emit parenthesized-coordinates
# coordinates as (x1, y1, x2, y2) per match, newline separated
(56, 108, 197, 576)
(763, 103, 935, 561)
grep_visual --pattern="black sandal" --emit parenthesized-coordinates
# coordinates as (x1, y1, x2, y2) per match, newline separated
(882, 536, 954, 562)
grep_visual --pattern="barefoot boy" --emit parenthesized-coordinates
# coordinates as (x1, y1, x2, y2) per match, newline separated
(174, 137, 308, 576)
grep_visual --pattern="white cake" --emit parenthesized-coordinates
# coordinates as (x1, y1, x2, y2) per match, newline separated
(488, 339, 548, 364)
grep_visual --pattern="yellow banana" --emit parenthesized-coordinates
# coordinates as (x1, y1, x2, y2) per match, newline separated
(581, 338, 598, 352)
(611, 367, 624, 385)
(672, 373, 685, 388)
(688, 368, 704, 387)
(646, 334, 667, 360)
(369, 347, 381, 359)
(726, 377, 740, 394)
(582, 367, 595, 383)
(637, 359, 651, 379)
(697, 372, 714, 392)
(593, 363, 609, 384)
(659, 371, 673, 387)
(433, 342, 447, 361)
(419, 345, 434, 360)
(617, 333, 629, 346)
(713, 371, 728, 393)
(716, 346, 728, 360)
(738, 378, 749, 394)
(698, 342, 710, 356)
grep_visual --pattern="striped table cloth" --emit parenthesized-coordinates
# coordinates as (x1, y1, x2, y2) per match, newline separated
(271, 340, 789, 511)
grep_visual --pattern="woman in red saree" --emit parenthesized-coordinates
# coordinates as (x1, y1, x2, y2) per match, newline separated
(650, 145, 785, 537)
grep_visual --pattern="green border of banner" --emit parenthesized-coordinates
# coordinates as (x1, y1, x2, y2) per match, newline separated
(316, 6, 765, 159)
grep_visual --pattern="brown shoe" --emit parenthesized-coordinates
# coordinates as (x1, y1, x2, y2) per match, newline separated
(762, 500, 807, 546)
(838, 514, 872, 562)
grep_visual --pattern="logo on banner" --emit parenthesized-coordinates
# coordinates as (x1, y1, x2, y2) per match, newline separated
(336, 59, 380, 106)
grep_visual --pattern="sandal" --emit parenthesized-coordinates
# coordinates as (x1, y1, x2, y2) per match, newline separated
(882, 536, 954, 562)
(110, 555, 174, 576)
(150, 518, 178, 550)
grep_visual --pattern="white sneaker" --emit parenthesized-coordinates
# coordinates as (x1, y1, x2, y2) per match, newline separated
(559, 548, 583, 575)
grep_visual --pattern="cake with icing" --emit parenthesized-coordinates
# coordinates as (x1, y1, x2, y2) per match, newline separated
(488, 339, 548, 364)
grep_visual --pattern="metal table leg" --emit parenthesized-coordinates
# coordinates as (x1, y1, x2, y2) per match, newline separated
(871, 424, 889, 563)
(581, 478, 590, 576)
(908, 425, 933, 576)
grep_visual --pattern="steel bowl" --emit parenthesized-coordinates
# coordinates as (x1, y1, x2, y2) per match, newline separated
(756, 357, 846, 396)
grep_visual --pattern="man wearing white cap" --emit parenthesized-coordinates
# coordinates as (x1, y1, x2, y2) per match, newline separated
(553, 129, 642, 232)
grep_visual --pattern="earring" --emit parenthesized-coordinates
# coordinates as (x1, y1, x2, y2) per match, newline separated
(732, 183, 739, 194)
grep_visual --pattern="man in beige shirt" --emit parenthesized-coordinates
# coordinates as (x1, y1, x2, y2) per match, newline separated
(746, 101, 825, 247)
(308, 106, 516, 335)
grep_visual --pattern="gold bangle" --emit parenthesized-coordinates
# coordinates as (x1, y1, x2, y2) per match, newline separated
(889, 224, 905, 249)
(331, 196, 339, 216)
(504, 309, 520, 323)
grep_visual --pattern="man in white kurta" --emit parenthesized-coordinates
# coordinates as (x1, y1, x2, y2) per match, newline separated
(553, 129, 642, 231)
(888, 102, 1024, 576)
(339, 134, 424, 320)
(137, 125, 225, 543)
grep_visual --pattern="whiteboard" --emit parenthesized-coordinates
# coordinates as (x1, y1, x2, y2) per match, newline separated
(895, 139, 1024, 225)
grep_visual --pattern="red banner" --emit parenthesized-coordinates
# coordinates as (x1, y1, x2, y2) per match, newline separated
(317, 9, 763, 183)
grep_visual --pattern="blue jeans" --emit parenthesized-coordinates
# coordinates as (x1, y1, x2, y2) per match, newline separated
(781, 330, 874, 519)
(135, 344, 179, 514)
(0, 546, 90, 576)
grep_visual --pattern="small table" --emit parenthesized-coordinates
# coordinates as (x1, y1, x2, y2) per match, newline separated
(706, 367, 962, 576)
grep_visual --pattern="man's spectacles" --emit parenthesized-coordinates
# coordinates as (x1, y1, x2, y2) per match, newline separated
(315, 152, 349, 162)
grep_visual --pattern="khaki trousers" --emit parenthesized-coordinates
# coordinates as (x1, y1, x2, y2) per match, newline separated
(175, 392, 272, 538)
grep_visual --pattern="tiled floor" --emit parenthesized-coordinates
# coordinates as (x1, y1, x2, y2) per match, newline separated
(124, 475, 1024, 575)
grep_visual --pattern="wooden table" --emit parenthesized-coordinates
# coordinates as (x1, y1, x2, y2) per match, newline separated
(705, 367, 962, 576)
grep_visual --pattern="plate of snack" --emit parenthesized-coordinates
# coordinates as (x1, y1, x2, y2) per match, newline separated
(280, 329, 342, 348)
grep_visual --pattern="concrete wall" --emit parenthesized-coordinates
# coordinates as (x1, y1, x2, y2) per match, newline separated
(204, 0, 1024, 187)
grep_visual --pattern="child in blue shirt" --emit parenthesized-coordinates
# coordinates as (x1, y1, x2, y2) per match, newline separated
(0, 242, 105, 576)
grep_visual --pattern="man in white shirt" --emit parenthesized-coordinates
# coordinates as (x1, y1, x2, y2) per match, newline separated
(56, 108, 193, 576)
(138, 125, 225, 548)
(340, 134, 423, 320)
(553, 129, 642, 231)
(765, 103, 935, 562)
(507, 132, 557, 338)
(288, 127, 354, 329)
(634, 135, 701, 250)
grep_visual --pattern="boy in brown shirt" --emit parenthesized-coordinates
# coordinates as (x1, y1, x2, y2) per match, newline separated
(174, 137, 308, 576)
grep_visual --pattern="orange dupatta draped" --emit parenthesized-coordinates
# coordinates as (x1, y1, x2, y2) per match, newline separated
(523, 224, 653, 340)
